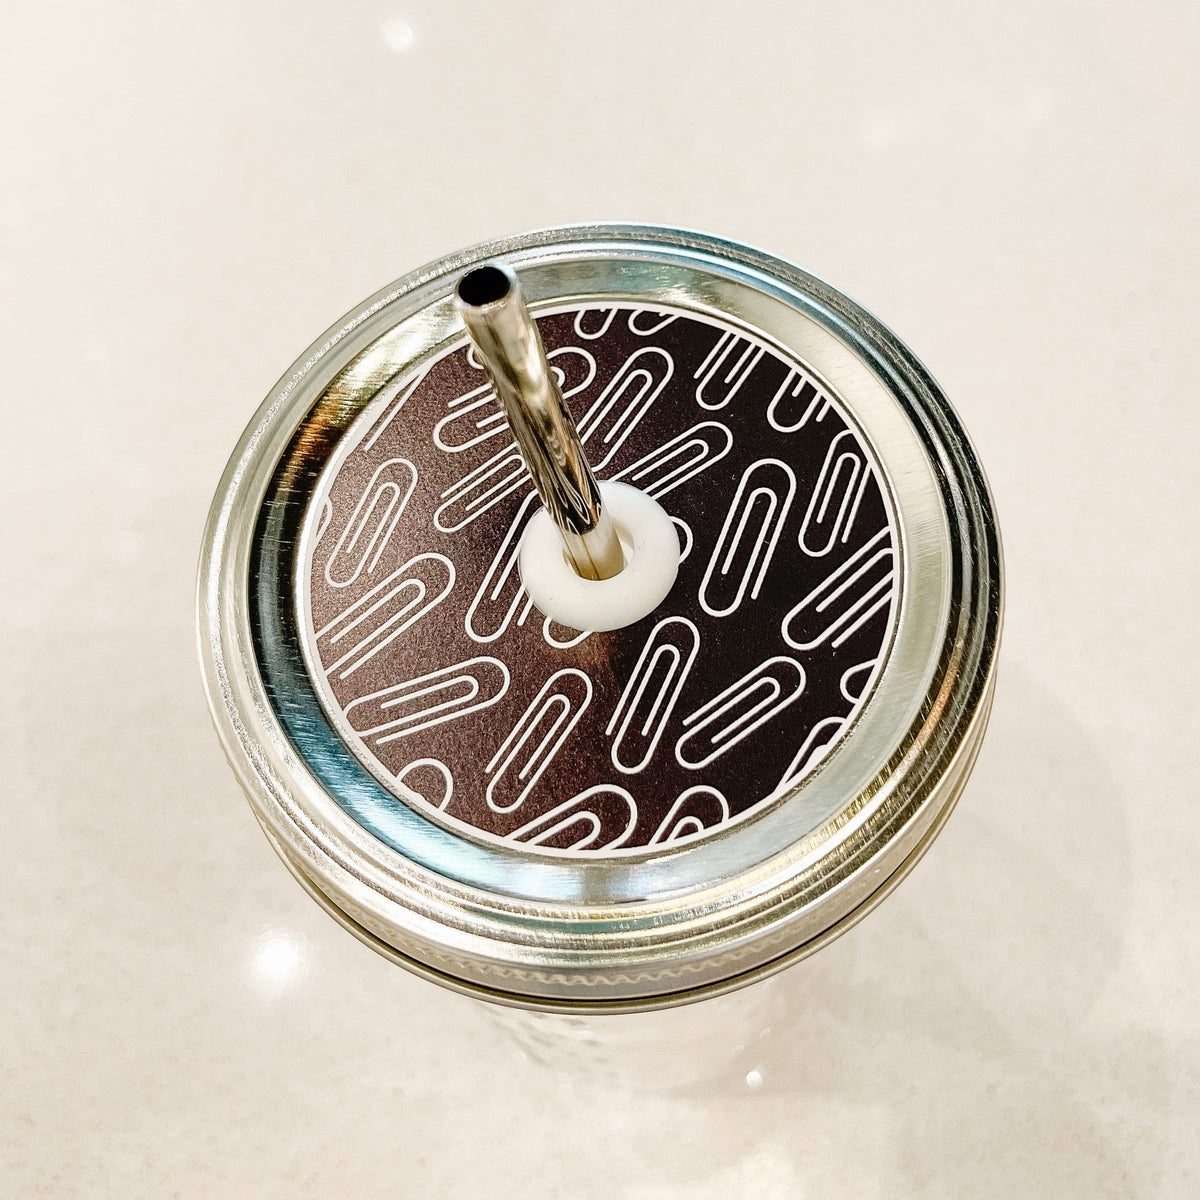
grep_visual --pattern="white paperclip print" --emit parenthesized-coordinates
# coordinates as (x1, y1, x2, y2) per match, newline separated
(542, 619, 590, 650)
(465, 493, 539, 644)
(627, 308, 678, 336)
(464, 494, 593, 648)
(431, 379, 502, 454)
(648, 786, 730, 845)
(766, 369, 828, 433)
(676, 656, 806, 770)
(606, 617, 701, 775)
(396, 758, 454, 810)
(694, 330, 765, 410)
(485, 669, 592, 813)
(363, 366, 430, 452)
(798, 429, 872, 556)
(671, 517, 694, 563)
(577, 347, 673, 470)
(610, 420, 733, 500)
(313, 497, 333, 546)
(346, 656, 510, 745)
(573, 307, 618, 340)
(782, 527, 895, 651)
(508, 784, 638, 851)
(840, 660, 878, 703)
(317, 552, 455, 679)
(777, 715, 846, 792)
(698, 458, 796, 617)
(434, 443, 529, 533)
(433, 347, 596, 454)
(324, 458, 417, 588)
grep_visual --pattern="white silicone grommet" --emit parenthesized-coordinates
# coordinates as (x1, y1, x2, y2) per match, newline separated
(518, 482, 681, 632)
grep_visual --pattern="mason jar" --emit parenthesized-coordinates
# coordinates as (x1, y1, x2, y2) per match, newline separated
(197, 223, 1002, 1088)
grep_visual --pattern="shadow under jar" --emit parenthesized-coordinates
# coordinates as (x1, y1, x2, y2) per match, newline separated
(197, 224, 1002, 1085)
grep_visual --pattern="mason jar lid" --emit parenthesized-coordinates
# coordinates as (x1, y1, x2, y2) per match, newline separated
(197, 224, 1002, 1012)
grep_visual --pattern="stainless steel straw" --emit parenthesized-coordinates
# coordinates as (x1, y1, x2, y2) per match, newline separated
(455, 262, 625, 582)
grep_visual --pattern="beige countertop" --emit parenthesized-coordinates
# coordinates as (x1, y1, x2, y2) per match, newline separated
(3, 1, 1197, 1195)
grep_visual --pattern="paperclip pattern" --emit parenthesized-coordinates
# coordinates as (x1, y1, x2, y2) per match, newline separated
(302, 304, 899, 853)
